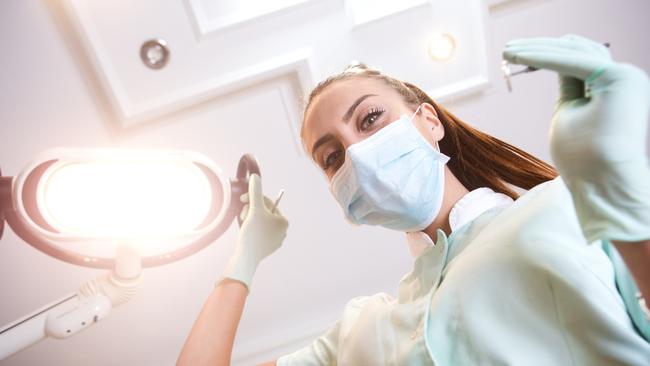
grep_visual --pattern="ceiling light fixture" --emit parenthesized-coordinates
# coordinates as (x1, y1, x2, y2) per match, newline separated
(427, 32, 456, 62)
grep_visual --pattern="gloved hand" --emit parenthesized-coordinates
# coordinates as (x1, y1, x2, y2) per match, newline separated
(503, 34, 650, 243)
(219, 174, 288, 292)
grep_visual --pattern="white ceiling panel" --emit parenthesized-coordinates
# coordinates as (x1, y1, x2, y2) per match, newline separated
(52, 0, 490, 130)
(2, 0, 649, 365)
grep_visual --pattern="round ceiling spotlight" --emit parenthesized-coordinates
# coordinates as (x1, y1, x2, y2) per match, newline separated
(140, 39, 170, 70)
(427, 33, 456, 62)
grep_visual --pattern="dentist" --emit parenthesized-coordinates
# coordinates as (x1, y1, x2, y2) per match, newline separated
(178, 35, 650, 366)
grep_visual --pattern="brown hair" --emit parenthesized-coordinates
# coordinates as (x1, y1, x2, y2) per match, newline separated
(301, 64, 558, 199)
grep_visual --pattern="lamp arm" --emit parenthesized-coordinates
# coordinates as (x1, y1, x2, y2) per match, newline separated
(0, 169, 12, 239)
(0, 245, 142, 360)
(77, 244, 142, 305)
(0, 292, 77, 359)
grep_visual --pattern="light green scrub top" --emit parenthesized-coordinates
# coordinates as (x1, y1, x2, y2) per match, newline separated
(277, 177, 650, 365)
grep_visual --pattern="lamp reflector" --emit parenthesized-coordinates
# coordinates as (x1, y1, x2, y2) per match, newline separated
(40, 160, 212, 238)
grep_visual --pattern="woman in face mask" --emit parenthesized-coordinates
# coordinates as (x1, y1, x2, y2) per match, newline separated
(178, 35, 650, 366)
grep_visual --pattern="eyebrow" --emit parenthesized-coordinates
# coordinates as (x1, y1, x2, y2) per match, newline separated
(311, 133, 335, 162)
(343, 94, 377, 122)
(310, 93, 378, 160)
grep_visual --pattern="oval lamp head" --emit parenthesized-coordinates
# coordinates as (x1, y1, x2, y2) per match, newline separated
(3, 148, 258, 269)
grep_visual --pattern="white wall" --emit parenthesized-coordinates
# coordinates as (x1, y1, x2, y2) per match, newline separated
(0, 0, 648, 365)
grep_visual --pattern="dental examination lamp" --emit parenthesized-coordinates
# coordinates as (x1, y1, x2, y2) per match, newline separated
(0, 148, 260, 359)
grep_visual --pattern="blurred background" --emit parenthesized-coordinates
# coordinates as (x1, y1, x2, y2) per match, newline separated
(1, 0, 649, 364)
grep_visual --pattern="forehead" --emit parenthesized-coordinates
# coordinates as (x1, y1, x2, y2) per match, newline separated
(302, 77, 402, 151)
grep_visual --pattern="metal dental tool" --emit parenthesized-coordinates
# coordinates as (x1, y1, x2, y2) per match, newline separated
(271, 189, 285, 213)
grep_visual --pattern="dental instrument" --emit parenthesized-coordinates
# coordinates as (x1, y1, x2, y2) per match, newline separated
(271, 189, 285, 214)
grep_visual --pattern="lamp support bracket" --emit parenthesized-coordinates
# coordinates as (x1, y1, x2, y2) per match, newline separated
(0, 244, 142, 360)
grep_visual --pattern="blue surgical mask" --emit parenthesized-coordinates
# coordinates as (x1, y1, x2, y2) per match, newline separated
(329, 106, 450, 232)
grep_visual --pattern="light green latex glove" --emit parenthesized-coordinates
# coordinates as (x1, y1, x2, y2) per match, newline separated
(219, 174, 288, 292)
(503, 34, 650, 243)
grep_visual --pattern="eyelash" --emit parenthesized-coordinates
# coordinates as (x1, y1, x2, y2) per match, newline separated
(323, 150, 341, 171)
(321, 107, 386, 172)
(360, 107, 385, 131)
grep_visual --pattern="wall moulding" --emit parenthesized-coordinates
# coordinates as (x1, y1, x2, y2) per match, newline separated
(185, 0, 327, 40)
(50, 0, 315, 132)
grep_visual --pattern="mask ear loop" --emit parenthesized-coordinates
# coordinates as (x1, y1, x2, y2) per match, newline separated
(434, 139, 441, 153)
(410, 104, 423, 120)
(411, 103, 442, 153)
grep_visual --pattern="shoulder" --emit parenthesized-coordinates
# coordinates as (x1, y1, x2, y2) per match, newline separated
(342, 292, 392, 308)
(445, 176, 611, 287)
(443, 197, 616, 311)
(469, 177, 586, 252)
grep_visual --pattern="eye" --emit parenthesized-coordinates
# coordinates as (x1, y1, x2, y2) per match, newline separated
(323, 150, 343, 171)
(360, 107, 385, 131)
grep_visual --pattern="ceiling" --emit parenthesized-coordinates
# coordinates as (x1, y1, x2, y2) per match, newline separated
(1, 0, 649, 365)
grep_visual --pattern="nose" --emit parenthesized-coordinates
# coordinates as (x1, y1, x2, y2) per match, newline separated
(338, 129, 366, 151)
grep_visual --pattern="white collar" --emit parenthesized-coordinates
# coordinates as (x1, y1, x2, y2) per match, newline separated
(406, 187, 514, 258)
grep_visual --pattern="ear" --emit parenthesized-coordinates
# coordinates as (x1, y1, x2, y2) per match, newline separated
(411, 102, 445, 148)
(419, 102, 439, 122)
(417, 103, 444, 141)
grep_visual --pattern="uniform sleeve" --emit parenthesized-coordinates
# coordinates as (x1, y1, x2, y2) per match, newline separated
(555, 176, 650, 341)
(276, 321, 340, 366)
(601, 240, 650, 342)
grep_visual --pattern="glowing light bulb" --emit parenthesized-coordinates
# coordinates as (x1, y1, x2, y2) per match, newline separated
(39, 155, 214, 239)
(427, 33, 456, 61)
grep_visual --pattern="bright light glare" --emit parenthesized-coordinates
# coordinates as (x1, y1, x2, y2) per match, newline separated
(427, 33, 456, 61)
(42, 161, 212, 238)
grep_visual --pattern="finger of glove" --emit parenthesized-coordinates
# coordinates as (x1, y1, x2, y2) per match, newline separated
(560, 34, 611, 59)
(504, 41, 610, 75)
(239, 204, 249, 222)
(502, 49, 606, 80)
(260, 196, 274, 212)
(242, 195, 285, 216)
(261, 195, 287, 218)
(247, 174, 263, 210)
(241, 192, 283, 213)
(277, 215, 289, 231)
(506, 35, 610, 59)
(505, 44, 597, 63)
(558, 75, 583, 103)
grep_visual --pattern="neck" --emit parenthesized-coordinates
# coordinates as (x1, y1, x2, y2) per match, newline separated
(422, 166, 469, 239)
